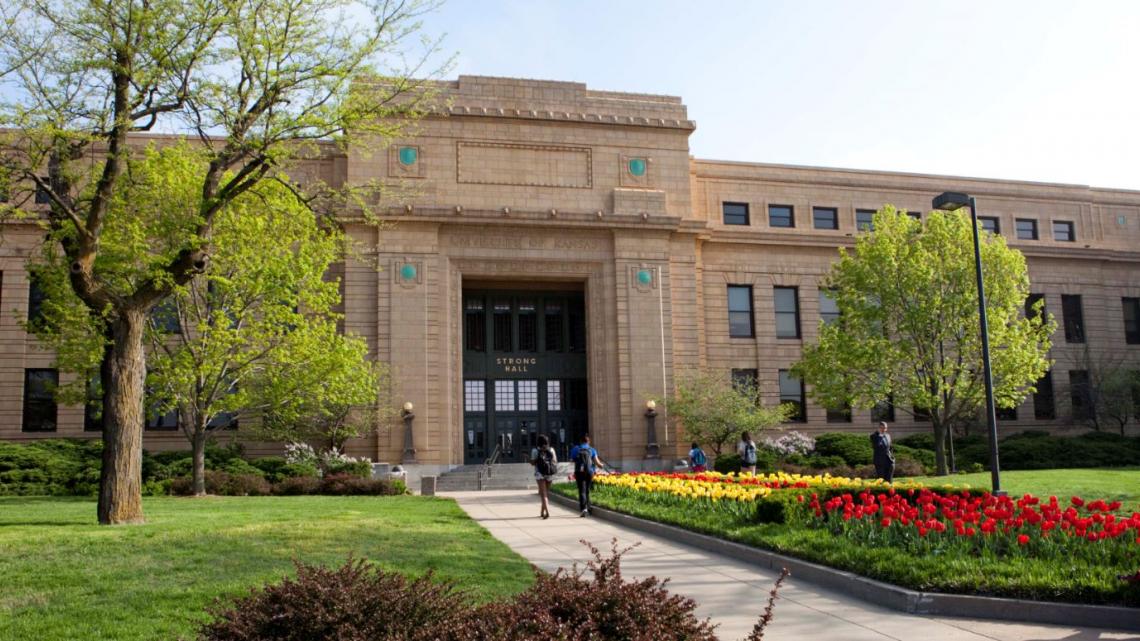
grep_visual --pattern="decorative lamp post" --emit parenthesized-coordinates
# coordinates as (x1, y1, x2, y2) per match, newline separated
(932, 191, 1002, 494)
(644, 399, 660, 459)
(401, 401, 418, 464)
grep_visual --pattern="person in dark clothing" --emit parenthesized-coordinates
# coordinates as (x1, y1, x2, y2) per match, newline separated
(870, 421, 895, 483)
(569, 433, 606, 517)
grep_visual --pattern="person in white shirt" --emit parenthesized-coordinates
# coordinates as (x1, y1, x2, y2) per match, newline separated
(737, 431, 758, 475)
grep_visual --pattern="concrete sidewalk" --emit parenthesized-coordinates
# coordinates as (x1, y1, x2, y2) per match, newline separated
(449, 490, 1138, 641)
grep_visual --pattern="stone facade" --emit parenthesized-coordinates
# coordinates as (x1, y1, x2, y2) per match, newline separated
(3, 76, 1139, 471)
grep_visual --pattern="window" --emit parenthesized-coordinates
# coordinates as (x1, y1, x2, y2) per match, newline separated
(27, 275, 47, 325)
(22, 369, 58, 432)
(723, 202, 750, 226)
(464, 380, 485, 412)
(1033, 371, 1055, 420)
(1016, 219, 1038, 240)
(1052, 221, 1075, 242)
(84, 375, 102, 432)
(464, 298, 486, 352)
(906, 211, 922, 221)
(1061, 295, 1084, 343)
(768, 204, 794, 228)
(151, 298, 182, 334)
(731, 368, 758, 393)
(819, 289, 840, 326)
(517, 299, 537, 352)
(546, 380, 562, 411)
(778, 370, 805, 422)
(494, 380, 515, 412)
(871, 396, 895, 422)
(544, 300, 563, 352)
(1069, 370, 1091, 420)
(35, 180, 51, 205)
(568, 298, 586, 353)
(812, 207, 838, 230)
(727, 285, 754, 338)
(978, 216, 1000, 234)
(774, 286, 800, 339)
(1025, 293, 1045, 321)
(855, 209, 876, 231)
(492, 298, 511, 351)
(1124, 297, 1140, 344)
(996, 406, 1018, 421)
(517, 380, 538, 411)
(913, 405, 931, 422)
(826, 403, 852, 423)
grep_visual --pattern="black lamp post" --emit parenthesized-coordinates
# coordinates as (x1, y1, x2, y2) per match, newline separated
(644, 400, 660, 460)
(931, 192, 1002, 494)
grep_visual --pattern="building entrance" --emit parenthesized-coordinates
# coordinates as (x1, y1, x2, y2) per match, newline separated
(462, 289, 588, 464)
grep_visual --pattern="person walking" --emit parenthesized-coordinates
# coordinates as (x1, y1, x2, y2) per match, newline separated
(688, 441, 708, 473)
(569, 433, 606, 517)
(530, 434, 558, 519)
(737, 431, 758, 475)
(870, 421, 895, 483)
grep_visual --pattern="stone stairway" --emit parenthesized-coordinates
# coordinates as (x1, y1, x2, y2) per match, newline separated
(435, 462, 569, 492)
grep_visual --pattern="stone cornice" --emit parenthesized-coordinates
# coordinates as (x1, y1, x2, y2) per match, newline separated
(430, 105, 696, 131)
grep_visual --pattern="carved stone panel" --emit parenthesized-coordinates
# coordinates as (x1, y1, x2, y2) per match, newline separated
(457, 141, 592, 188)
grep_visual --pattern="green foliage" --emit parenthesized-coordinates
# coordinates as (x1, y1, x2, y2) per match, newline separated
(712, 453, 741, 474)
(813, 433, 873, 465)
(953, 431, 1140, 471)
(0, 439, 102, 496)
(793, 207, 1055, 474)
(657, 369, 791, 458)
(323, 459, 373, 479)
(897, 433, 935, 450)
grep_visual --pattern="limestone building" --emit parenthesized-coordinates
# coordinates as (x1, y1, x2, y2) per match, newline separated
(3, 76, 1139, 474)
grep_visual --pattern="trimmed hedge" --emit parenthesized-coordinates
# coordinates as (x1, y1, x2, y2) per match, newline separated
(954, 431, 1140, 470)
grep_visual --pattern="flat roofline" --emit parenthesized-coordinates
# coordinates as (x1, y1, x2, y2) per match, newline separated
(691, 157, 1140, 197)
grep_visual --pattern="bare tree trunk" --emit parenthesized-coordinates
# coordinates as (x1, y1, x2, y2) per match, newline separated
(192, 427, 208, 497)
(931, 419, 948, 476)
(97, 309, 147, 525)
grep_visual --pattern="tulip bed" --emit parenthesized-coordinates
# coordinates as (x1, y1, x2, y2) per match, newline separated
(554, 472, 1140, 606)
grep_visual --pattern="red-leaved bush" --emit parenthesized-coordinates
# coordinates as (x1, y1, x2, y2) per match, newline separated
(199, 539, 788, 641)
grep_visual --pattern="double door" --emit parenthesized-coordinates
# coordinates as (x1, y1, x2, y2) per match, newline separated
(462, 378, 588, 464)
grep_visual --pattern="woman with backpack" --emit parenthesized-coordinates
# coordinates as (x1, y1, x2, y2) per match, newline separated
(737, 431, 758, 476)
(688, 442, 708, 473)
(530, 434, 558, 519)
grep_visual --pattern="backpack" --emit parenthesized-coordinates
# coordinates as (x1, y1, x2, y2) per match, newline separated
(574, 446, 594, 478)
(536, 448, 557, 477)
(691, 448, 707, 467)
(742, 442, 757, 466)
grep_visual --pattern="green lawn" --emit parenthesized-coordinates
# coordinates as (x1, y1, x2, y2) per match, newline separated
(0, 496, 534, 641)
(905, 468, 1140, 509)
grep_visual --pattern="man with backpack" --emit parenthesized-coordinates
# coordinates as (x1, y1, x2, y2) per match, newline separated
(569, 433, 606, 517)
(737, 431, 758, 475)
(688, 442, 708, 473)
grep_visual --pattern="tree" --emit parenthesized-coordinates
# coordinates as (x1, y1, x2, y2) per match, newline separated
(1067, 345, 1140, 435)
(0, 0, 443, 523)
(655, 369, 790, 460)
(793, 207, 1054, 475)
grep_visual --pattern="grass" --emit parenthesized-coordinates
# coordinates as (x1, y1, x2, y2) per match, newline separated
(905, 468, 1140, 509)
(0, 496, 535, 641)
(553, 468, 1140, 607)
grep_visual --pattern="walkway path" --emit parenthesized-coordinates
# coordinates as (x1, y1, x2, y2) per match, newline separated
(449, 490, 1138, 641)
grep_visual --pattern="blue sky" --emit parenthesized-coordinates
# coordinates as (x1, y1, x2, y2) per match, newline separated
(418, 1, 1140, 190)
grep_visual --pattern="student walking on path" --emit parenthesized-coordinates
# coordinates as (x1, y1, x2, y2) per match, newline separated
(530, 434, 558, 519)
(569, 433, 606, 517)
(737, 432, 758, 475)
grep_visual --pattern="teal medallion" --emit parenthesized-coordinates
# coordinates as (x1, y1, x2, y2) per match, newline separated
(628, 158, 647, 177)
(637, 269, 653, 285)
(398, 146, 418, 166)
(400, 263, 417, 281)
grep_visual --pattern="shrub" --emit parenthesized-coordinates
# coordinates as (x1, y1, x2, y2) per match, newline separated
(219, 458, 266, 478)
(753, 491, 807, 524)
(896, 433, 935, 450)
(252, 457, 320, 483)
(813, 432, 873, 466)
(763, 431, 815, 456)
(894, 445, 935, 473)
(712, 453, 740, 474)
(318, 473, 403, 496)
(199, 558, 469, 641)
(272, 476, 321, 496)
(953, 431, 1140, 471)
(324, 459, 372, 479)
(171, 471, 271, 496)
(0, 439, 102, 496)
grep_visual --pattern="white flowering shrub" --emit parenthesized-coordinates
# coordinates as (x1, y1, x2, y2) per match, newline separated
(285, 442, 319, 467)
(763, 431, 815, 457)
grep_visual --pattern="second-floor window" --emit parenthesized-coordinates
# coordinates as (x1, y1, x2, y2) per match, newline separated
(728, 285, 754, 338)
(1025, 293, 1045, 320)
(1061, 294, 1084, 343)
(978, 216, 1000, 234)
(819, 289, 840, 325)
(856, 209, 875, 231)
(1123, 297, 1140, 344)
(774, 286, 800, 339)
